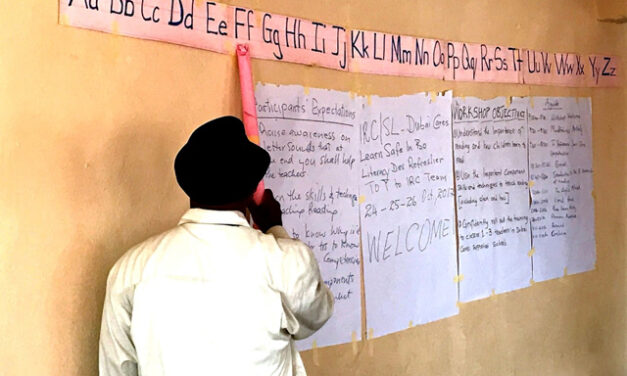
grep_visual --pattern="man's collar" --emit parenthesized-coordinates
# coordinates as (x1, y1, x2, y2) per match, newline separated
(178, 208, 251, 227)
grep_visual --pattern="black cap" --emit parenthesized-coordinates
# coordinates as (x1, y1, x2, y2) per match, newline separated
(174, 116, 270, 205)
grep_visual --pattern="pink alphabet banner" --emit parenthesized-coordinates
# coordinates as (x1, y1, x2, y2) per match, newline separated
(60, 0, 620, 87)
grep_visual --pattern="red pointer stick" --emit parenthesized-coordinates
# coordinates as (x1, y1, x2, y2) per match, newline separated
(236, 44, 265, 204)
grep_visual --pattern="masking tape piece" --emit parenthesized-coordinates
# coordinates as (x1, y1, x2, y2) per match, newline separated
(368, 328, 374, 357)
(529, 180, 535, 188)
(352, 60, 361, 73)
(111, 20, 120, 35)
(528, 248, 535, 257)
(453, 274, 464, 283)
(530, 278, 535, 285)
(367, 95, 372, 106)
(255, 12, 264, 27)
(304, 86, 310, 95)
(60, 13, 69, 25)
(351, 331, 358, 356)
(358, 195, 366, 204)
(312, 340, 319, 366)
(430, 91, 437, 103)
(563, 267, 568, 277)
(223, 39, 235, 54)
(491, 289, 496, 297)
(456, 301, 463, 309)
(505, 96, 512, 107)
(408, 321, 413, 328)
(248, 135, 260, 144)
(349, 91, 356, 99)
(529, 97, 535, 108)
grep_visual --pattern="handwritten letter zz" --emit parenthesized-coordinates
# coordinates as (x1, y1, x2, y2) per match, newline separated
(360, 92, 458, 338)
(255, 84, 362, 349)
(453, 97, 532, 302)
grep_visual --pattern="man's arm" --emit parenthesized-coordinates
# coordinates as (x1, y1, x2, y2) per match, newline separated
(267, 226, 334, 339)
(99, 268, 138, 376)
(250, 190, 334, 339)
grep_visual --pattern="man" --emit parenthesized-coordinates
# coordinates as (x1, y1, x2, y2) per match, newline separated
(99, 116, 334, 375)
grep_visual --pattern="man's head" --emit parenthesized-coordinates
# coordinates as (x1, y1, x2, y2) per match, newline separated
(174, 116, 270, 208)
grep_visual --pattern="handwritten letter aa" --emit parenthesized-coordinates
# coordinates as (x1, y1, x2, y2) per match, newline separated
(359, 92, 458, 338)
(255, 84, 362, 349)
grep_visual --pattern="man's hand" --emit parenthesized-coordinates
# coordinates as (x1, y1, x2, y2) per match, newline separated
(249, 189, 283, 232)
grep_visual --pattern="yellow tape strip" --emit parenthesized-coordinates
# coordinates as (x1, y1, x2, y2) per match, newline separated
(529, 97, 535, 108)
(111, 20, 120, 35)
(358, 195, 366, 204)
(368, 328, 374, 357)
(367, 95, 372, 106)
(304, 86, 310, 95)
(529, 180, 535, 188)
(430, 91, 437, 103)
(528, 248, 535, 257)
(248, 135, 260, 144)
(223, 39, 235, 54)
(351, 331, 358, 356)
(255, 11, 263, 26)
(530, 278, 535, 285)
(490, 289, 496, 297)
(352, 60, 361, 73)
(563, 267, 568, 277)
(60, 13, 69, 25)
(408, 320, 413, 328)
(312, 340, 319, 366)
(456, 301, 463, 309)
(505, 96, 512, 107)
(453, 274, 464, 283)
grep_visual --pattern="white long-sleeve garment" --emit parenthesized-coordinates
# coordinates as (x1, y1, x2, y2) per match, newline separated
(99, 208, 334, 376)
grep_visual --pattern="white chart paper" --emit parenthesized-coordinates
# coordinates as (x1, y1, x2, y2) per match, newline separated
(528, 97, 596, 282)
(359, 92, 458, 338)
(255, 84, 362, 349)
(453, 97, 533, 302)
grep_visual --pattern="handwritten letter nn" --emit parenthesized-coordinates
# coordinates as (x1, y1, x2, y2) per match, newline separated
(453, 97, 532, 302)
(255, 84, 362, 349)
(359, 92, 458, 338)
(528, 97, 596, 282)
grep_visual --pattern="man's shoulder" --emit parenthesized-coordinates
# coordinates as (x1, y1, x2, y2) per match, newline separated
(106, 226, 182, 289)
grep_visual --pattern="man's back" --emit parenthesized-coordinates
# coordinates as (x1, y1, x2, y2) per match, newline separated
(99, 209, 334, 376)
